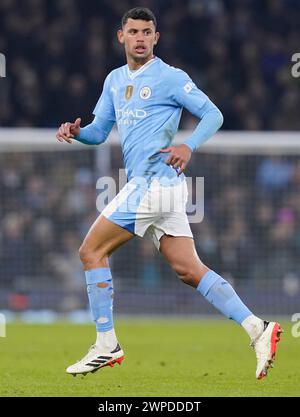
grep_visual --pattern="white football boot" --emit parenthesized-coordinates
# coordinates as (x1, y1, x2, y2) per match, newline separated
(66, 343, 124, 376)
(251, 321, 283, 380)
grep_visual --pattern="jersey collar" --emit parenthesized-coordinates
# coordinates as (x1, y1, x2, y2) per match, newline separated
(127, 57, 158, 80)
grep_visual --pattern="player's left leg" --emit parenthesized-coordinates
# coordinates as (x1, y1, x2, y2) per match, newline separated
(66, 215, 134, 376)
(158, 235, 283, 379)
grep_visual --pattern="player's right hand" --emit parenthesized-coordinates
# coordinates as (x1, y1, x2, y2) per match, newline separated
(56, 118, 81, 143)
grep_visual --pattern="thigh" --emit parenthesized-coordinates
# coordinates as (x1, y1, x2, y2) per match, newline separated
(82, 214, 134, 256)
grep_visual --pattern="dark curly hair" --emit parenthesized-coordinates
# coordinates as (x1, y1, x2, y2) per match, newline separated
(121, 7, 157, 28)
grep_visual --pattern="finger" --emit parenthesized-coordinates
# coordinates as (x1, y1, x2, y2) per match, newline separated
(70, 121, 80, 137)
(168, 155, 180, 166)
(160, 147, 172, 153)
(177, 162, 186, 176)
(59, 124, 67, 136)
(56, 133, 63, 142)
(64, 130, 74, 139)
(63, 122, 73, 137)
(173, 159, 183, 169)
(61, 122, 73, 138)
(62, 137, 73, 143)
(74, 117, 81, 127)
(59, 127, 69, 138)
(58, 128, 72, 143)
(60, 136, 72, 143)
(63, 137, 72, 143)
(165, 155, 174, 165)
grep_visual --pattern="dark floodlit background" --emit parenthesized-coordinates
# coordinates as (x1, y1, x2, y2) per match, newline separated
(1, 0, 300, 129)
(0, 0, 299, 318)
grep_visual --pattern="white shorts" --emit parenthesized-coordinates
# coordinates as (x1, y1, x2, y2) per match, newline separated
(101, 177, 193, 250)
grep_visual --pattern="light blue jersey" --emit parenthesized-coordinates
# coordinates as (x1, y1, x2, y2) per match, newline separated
(77, 56, 223, 185)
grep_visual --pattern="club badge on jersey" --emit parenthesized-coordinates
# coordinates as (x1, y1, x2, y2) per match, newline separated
(140, 86, 151, 100)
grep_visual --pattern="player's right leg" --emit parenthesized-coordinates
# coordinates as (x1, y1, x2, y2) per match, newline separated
(66, 214, 134, 376)
(158, 234, 283, 380)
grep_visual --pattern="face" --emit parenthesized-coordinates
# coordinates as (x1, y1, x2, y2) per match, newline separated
(118, 18, 160, 64)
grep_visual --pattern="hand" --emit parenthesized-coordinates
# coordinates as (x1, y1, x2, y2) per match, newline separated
(56, 118, 81, 143)
(160, 144, 192, 176)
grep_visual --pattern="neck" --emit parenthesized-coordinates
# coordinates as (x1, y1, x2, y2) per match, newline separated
(127, 54, 155, 70)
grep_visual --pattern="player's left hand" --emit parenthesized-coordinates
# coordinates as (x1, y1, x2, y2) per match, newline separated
(160, 144, 192, 176)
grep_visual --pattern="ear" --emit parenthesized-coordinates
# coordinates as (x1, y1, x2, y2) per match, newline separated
(117, 29, 124, 44)
(154, 31, 160, 46)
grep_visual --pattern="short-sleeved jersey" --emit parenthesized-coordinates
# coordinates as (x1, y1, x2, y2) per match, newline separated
(93, 57, 214, 185)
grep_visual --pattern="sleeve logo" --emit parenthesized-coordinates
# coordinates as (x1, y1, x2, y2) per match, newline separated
(183, 81, 195, 94)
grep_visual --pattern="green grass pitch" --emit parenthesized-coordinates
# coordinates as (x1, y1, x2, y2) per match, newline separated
(0, 319, 299, 397)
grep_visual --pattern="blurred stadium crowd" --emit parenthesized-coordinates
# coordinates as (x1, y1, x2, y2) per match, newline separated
(0, 0, 300, 129)
(1, 0, 300, 314)
(1, 150, 299, 311)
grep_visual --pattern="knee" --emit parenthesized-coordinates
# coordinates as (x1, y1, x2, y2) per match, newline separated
(79, 243, 106, 266)
(171, 261, 209, 288)
(171, 262, 198, 287)
(78, 244, 92, 265)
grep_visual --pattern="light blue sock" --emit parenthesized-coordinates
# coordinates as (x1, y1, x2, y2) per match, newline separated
(196, 270, 252, 324)
(85, 267, 114, 332)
